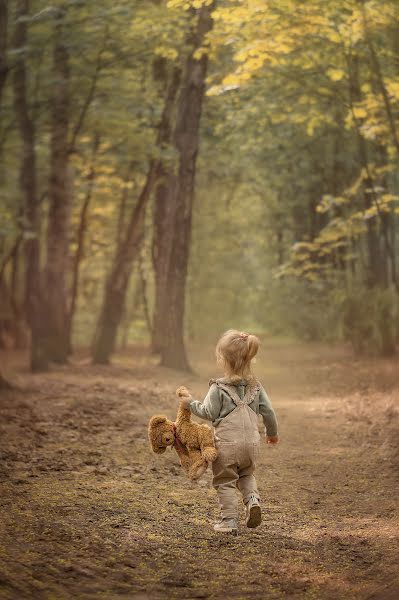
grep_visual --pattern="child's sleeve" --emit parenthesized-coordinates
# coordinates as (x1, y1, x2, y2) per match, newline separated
(258, 385, 278, 437)
(188, 383, 221, 422)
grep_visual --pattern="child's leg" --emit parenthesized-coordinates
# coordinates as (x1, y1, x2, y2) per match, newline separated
(237, 449, 262, 528)
(237, 445, 260, 504)
(237, 467, 260, 504)
(212, 452, 239, 519)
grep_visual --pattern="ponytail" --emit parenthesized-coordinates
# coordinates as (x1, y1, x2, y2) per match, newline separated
(216, 329, 260, 379)
(247, 334, 259, 362)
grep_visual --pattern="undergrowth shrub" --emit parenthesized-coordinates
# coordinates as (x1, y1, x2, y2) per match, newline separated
(343, 287, 398, 356)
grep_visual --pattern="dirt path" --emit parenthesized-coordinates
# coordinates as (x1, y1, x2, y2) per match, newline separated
(0, 343, 398, 600)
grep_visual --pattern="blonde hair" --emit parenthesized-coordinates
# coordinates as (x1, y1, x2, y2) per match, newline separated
(216, 329, 260, 381)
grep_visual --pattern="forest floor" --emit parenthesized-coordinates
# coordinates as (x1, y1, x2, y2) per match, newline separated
(0, 340, 398, 600)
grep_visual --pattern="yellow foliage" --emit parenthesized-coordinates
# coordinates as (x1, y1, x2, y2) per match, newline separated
(381, 193, 399, 204)
(167, 0, 213, 8)
(326, 68, 345, 82)
(386, 79, 399, 100)
(352, 106, 367, 119)
(154, 46, 179, 60)
(193, 47, 208, 60)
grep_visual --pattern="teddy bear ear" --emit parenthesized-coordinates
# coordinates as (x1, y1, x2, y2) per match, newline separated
(149, 415, 167, 427)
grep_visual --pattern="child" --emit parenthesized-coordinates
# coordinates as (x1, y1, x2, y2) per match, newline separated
(178, 329, 278, 535)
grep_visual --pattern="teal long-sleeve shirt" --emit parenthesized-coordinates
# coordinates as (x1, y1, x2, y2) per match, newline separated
(188, 379, 278, 437)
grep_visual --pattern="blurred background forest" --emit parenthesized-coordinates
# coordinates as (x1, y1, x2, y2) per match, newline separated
(1, 0, 399, 375)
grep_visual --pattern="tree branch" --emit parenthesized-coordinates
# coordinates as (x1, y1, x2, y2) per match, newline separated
(68, 26, 109, 153)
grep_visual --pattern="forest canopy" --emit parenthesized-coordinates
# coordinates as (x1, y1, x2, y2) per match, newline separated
(1, 0, 399, 372)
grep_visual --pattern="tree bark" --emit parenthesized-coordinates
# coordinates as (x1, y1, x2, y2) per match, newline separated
(10, 237, 27, 348)
(151, 67, 182, 353)
(12, 0, 48, 371)
(360, 1, 399, 160)
(346, 52, 385, 288)
(92, 63, 184, 365)
(157, 4, 214, 371)
(138, 252, 152, 336)
(0, 0, 7, 188)
(0, 235, 27, 349)
(67, 134, 100, 350)
(116, 159, 135, 251)
(91, 167, 155, 364)
(0, 0, 8, 100)
(45, 15, 71, 363)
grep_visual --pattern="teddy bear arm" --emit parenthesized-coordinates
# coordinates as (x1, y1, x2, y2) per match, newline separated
(187, 447, 202, 459)
(198, 425, 215, 450)
(198, 426, 218, 463)
(175, 402, 192, 427)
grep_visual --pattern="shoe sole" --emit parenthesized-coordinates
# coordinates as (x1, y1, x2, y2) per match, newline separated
(246, 505, 262, 528)
(214, 527, 238, 536)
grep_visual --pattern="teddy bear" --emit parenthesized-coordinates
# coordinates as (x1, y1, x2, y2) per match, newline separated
(148, 386, 218, 480)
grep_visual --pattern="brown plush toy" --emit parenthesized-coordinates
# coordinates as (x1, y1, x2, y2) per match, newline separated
(148, 387, 218, 480)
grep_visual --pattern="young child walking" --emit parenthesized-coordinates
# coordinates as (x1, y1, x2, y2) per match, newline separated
(178, 329, 278, 535)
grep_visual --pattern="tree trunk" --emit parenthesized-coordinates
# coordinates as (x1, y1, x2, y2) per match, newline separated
(346, 52, 384, 288)
(0, 0, 7, 187)
(116, 159, 135, 251)
(360, 1, 399, 161)
(0, 222, 28, 349)
(92, 63, 183, 365)
(67, 134, 100, 351)
(152, 67, 182, 353)
(45, 16, 71, 363)
(157, 4, 214, 371)
(12, 0, 48, 372)
(10, 238, 27, 349)
(0, 6, 24, 349)
(0, 0, 8, 100)
(152, 173, 178, 352)
(91, 167, 155, 364)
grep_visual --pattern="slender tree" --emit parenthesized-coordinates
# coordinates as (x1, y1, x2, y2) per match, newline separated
(151, 66, 181, 353)
(157, 4, 214, 371)
(0, 0, 13, 386)
(67, 133, 100, 349)
(0, 0, 7, 99)
(45, 12, 72, 363)
(91, 166, 154, 363)
(12, 0, 48, 371)
(92, 66, 184, 364)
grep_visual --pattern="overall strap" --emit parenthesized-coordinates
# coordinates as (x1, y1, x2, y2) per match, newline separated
(243, 380, 261, 405)
(209, 378, 260, 407)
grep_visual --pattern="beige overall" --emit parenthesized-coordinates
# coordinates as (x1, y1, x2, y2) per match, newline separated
(212, 380, 261, 519)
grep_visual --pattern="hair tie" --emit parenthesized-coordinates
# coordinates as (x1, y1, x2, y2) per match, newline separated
(239, 331, 249, 339)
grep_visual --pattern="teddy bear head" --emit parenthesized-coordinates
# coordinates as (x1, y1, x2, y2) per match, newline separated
(148, 415, 175, 454)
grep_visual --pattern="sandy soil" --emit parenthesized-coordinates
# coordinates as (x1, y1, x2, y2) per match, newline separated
(0, 341, 398, 600)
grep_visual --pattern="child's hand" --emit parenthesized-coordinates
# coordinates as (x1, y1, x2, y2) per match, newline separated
(176, 386, 192, 407)
(266, 435, 279, 445)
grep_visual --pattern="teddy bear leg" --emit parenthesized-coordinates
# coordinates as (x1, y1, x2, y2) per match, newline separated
(199, 426, 218, 463)
(191, 462, 208, 480)
(173, 446, 191, 476)
(187, 448, 207, 481)
(201, 446, 218, 463)
(179, 454, 191, 476)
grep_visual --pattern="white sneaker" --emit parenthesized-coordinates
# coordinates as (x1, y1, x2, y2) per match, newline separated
(213, 518, 238, 535)
(245, 495, 261, 528)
